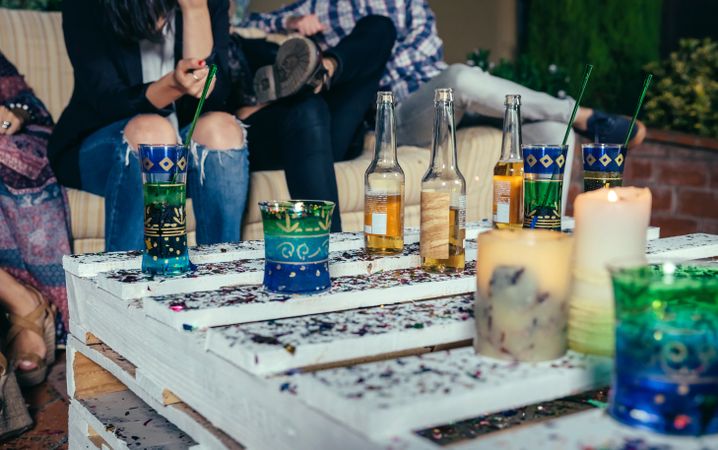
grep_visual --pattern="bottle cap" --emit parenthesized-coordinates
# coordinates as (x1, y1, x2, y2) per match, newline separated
(434, 88, 454, 102)
(376, 91, 394, 104)
(505, 94, 521, 106)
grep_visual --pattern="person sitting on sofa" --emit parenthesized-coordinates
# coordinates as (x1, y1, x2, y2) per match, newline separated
(226, 13, 397, 231)
(242, 0, 647, 150)
(49, 0, 249, 252)
(0, 49, 71, 436)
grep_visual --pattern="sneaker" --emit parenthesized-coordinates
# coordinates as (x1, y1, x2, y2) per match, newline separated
(253, 36, 327, 103)
(578, 110, 647, 147)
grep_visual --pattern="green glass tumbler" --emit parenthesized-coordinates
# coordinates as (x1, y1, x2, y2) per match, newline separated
(609, 260, 718, 435)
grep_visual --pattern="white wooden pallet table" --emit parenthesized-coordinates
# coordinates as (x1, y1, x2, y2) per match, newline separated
(64, 228, 717, 450)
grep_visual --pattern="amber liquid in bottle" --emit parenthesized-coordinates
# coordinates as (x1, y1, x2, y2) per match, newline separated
(364, 91, 405, 255)
(421, 206, 466, 272)
(492, 94, 524, 229)
(420, 88, 466, 273)
(365, 192, 403, 254)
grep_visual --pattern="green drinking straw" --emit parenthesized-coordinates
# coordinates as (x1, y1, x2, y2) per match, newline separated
(184, 64, 218, 147)
(562, 64, 594, 146)
(623, 73, 653, 147)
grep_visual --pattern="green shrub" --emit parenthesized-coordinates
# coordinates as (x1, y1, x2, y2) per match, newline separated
(0, 0, 60, 11)
(524, 0, 662, 115)
(643, 38, 718, 137)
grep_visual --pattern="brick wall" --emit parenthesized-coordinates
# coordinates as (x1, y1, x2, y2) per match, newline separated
(566, 131, 718, 237)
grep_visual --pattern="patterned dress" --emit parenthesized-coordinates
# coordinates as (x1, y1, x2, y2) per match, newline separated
(0, 51, 71, 336)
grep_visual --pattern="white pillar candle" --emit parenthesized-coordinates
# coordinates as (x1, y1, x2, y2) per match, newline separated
(569, 187, 652, 356)
(475, 230, 574, 362)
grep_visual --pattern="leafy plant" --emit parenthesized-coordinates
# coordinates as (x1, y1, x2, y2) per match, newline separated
(467, 49, 572, 100)
(523, 0, 662, 115)
(0, 0, 60, 11)
(643, 38, 718, 137)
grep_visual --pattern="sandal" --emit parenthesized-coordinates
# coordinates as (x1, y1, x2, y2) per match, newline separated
(253, 36, 329, 103)
(0, 352, 33, 440)
(6, 285, 56, 388)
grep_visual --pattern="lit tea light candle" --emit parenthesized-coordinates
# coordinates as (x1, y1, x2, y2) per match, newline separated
(569, 187, 652, 356)
(475, 230, 573, 362)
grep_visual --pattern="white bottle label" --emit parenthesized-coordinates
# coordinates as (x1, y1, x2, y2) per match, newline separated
(493, 180, 511, 224)
(369, 213, 388, 235)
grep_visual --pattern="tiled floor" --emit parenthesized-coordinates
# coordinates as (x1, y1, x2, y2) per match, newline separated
(1, 352, 68, 450)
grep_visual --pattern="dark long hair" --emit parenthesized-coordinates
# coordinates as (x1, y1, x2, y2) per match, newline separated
(101, 0, 178, 42)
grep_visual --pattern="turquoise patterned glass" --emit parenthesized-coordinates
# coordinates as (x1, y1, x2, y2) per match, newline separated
(259, 200, 335, 293)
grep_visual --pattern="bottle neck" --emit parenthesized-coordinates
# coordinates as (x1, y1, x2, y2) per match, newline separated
(500, 104, 522, 161)
(373, 101, 398, 165)
(430, 99, 458, 172)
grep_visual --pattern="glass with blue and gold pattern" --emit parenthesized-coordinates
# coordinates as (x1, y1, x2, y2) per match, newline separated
(583, 143, 627, 192)
(259, 200, 335, 293)
(139, 144, 191, 275)
(522, 144, 568, 231)
(609, 259, 718, 436)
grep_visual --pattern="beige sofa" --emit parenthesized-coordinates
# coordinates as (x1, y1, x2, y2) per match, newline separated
(0, 8, 502, 253)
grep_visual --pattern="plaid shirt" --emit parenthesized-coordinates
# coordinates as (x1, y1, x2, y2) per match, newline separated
(244, 0, 448, 101)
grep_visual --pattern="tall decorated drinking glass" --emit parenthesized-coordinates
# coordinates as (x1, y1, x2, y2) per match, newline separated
(139, 144, 191, 275)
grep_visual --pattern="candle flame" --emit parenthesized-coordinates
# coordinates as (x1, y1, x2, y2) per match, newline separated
(607, 190, 618, 202)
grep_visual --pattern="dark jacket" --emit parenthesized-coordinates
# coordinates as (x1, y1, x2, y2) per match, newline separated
(49, 0, 231, 189)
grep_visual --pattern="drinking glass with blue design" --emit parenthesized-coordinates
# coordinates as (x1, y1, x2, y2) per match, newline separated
(582, 143, 627, 192)
(522, 144, 568, 231)
(609, 259, 718, 436)
(140, 144, 191, 275)
(259, 200, 335, 293)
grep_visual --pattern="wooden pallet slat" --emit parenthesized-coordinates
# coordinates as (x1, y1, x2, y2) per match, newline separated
(96, 242, 476, 300)
(445, 408, 718, 450)
(145, 262, 476, 330)
(279, 348, 612, 439)
(206, 293, 475, 375)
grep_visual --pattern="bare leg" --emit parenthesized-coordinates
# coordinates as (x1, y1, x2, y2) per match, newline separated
(0, 269, 46, 370)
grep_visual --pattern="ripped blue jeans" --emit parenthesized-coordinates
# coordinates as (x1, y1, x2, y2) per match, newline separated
(78, 118, 250, 252)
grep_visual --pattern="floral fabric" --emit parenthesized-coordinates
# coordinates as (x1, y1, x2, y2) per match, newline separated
(0, 51, 71, 336)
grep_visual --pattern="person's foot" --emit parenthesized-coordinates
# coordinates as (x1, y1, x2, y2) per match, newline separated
(253, 36, 327, 103)
(4, 285, 47, 372)
(574, 109, 647, 148)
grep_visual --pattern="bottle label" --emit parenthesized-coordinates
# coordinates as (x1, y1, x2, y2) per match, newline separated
(420, 191, 450, 259)
(366, 213, 388, 235)
(493, 179, 511, 223)
(365, 190, 402, 237)
(457, 195, 466, 248)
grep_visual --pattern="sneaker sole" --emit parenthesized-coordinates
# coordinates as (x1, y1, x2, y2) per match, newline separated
(253, 37, 319, 103)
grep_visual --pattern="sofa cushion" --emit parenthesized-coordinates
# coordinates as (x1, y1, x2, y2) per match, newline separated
(0, 9, 72, 122)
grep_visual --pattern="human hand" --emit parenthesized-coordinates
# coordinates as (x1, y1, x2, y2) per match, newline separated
(173, 59, 216, 99)
(286, 14, 327, 36)
(0, 106, 24, 136)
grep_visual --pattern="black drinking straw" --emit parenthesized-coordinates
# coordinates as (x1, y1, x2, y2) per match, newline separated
(562, 64, 594, 146)
(184, 64, 218, 147)
(624, 74, 653, 147)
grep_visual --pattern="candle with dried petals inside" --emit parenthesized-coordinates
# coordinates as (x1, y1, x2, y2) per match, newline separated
(475, 229, 574, 362)
(568, 187, 652, 356)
